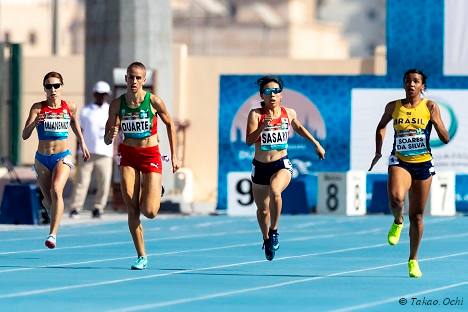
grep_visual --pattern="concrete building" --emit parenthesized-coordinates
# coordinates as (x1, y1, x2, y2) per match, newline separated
(0, 0, 85, 56)
(317, 0, 386, 57)
(0, 0, 356, 58)
(0, 0, 387, 206)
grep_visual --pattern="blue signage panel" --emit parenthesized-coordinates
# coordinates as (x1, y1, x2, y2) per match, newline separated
(217, 0, 468, 212)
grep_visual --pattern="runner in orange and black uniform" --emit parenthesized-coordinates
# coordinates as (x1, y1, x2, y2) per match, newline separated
(246, 75, 325, 261)
(22, 71, 90, 249)
(369, 69, 450, 278)
(105, 62, 179, 270)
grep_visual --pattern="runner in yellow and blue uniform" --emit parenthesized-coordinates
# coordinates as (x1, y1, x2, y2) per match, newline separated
(369, 69, 450, 278)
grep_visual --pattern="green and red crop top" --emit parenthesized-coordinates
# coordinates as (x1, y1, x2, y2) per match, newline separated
(118, 92, 158, 139)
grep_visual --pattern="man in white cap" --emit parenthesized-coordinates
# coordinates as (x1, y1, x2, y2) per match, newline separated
(69, 81, 114, 219)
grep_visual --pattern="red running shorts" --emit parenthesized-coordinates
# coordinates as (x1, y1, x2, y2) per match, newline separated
(117, 144, 163, 174)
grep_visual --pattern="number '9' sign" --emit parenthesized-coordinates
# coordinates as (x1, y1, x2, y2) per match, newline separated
(236, 178, 254, 206)
(227, 172, 256, 215)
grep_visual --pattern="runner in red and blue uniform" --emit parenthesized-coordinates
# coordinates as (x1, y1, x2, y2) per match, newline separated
(22, 71, 90, 249)
(246, 75, 325, 261)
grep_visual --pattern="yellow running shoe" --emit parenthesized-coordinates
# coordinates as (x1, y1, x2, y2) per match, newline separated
(408, 259, 422, 278)
(387, 219, 404, 245)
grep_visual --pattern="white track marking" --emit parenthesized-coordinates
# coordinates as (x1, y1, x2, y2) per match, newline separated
(0, 216, 371, 242)
(0, 242, 397, 299)
(1, 239, 468, 302)
(0, 231, 377, 273)
(109, 251, 468, 311)
(331, 281, 468, 312)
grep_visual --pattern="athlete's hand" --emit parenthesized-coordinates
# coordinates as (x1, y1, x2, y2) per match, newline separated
(105, 125, 119, 144)
(34, 113, 45, 127)
(368, 153, 382, 171)
(262, 113, 273, 128)
(110, 125, 120, 138)
(316, 145, 325, 160)
(171, 156, 180, 173)
(81, 143, 91, 161)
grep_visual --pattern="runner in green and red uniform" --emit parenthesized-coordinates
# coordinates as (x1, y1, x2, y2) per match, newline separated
(105, 62, 179, 270)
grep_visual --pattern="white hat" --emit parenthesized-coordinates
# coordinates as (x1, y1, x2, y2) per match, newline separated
(93, 81, 111, 94)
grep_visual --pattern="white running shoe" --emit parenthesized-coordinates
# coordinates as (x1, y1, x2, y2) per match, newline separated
(45, 234, 56, 249)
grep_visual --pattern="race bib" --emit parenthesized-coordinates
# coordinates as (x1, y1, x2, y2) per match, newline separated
(394, 130, 428, 156)
(43, 118, 70, 137)
(260, 130, 288, 150)
(120, 118, 151, 138)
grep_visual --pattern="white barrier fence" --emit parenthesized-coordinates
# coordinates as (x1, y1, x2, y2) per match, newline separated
(227, 171, 256, 216)
(316, 171, 367, 216)
(225, 170, 456, 216)
(427, 171, 455, 216)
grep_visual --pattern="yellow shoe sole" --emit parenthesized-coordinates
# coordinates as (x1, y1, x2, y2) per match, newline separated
(388, 221, 404, 245)
(408, 260, 422, 278)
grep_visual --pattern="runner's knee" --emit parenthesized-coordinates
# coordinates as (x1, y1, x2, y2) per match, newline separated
(389, 196, 404, 210)
(409, 212, 423, 225)
(141, 205, 159, 219)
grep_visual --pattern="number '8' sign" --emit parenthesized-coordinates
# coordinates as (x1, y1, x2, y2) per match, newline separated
(317, 172, 367, 215)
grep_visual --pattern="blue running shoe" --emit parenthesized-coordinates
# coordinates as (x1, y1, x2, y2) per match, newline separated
(269, 230, 280, 251)
(262, 239, 275, 261)
(131, 256, 148, 270)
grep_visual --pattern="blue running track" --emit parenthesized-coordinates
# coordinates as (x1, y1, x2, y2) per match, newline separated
(0, 214, 467, 311)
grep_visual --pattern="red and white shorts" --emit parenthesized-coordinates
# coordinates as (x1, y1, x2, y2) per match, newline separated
(117, 144, 162, 174)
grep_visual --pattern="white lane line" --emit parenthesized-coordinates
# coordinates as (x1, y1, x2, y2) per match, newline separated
(293, 221, 331, 228)
(331, 281, 468, 312)
(0, 241, 260, 274)
(109, 251, 468, 311)
(195, 220, 237, 228)
(1, 236, 467, 303)
(0, 236, 468, 305)
(0, 218, 251, 242)
(0, 232, 367, 273)
(0, 223, 383, 255)
(1, 225, 468, 258)
(0, 231, 253, 255)
(0, 241, 394, 299)
(0, 216, 375, 242)
(0, 233, 76, 243)
(335, 217, 371, 223)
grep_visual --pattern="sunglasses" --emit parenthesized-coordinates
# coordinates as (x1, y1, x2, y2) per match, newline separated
(262, 88, 282, 95)
(44, 83, 62, 90)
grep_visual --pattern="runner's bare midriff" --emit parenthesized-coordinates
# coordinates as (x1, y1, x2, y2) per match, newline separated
(123, 134, 159, 148)
(254, 145, 287, 163)
(37, 140, 68, 155)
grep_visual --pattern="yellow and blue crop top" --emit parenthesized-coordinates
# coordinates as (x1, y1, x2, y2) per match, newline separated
(392, 99, 433, 163)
